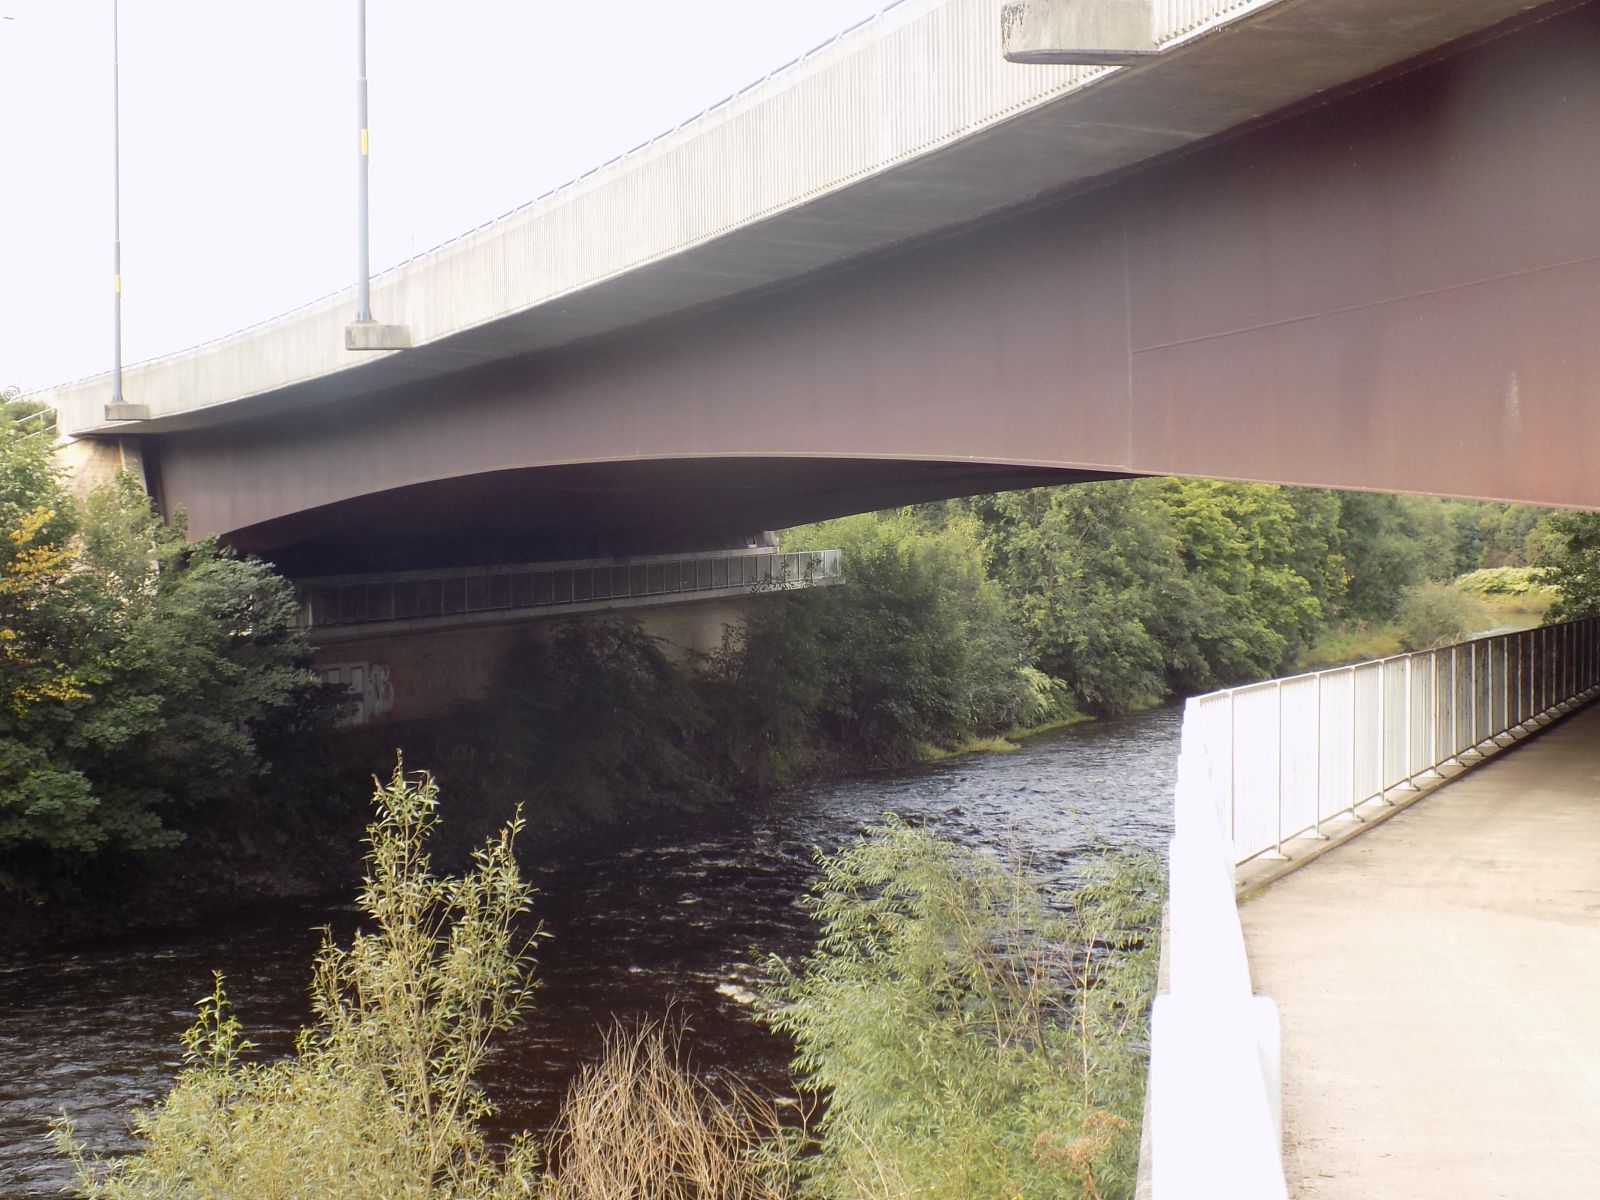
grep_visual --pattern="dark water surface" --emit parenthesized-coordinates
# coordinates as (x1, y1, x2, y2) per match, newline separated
(0, 707, 1179, 1196)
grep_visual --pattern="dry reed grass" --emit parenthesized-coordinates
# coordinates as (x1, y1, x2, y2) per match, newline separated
(541, 1021, 800, 1200)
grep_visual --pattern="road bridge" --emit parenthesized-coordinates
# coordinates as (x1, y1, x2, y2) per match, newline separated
(33, 0, 1600, 574)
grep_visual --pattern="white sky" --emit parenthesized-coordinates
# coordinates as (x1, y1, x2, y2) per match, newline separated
(0, 1, 893, 392)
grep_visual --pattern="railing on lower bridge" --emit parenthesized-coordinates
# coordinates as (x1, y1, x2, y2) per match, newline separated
(293, 547, 843, 635)
(1147, 616, 1600, 1199)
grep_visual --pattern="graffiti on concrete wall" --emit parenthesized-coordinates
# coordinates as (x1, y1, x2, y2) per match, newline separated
(317, 661, 395, 725)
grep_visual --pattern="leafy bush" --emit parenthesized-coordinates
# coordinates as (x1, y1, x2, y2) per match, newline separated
(0, 428, 330, 856)
(53, 771, 1168, 1200)
(1394, 581, 1490, 650)
(785, 512, 1059, 758)
(697, 593, 838, 793)
(1455, 566, 1546, 597)
(765, 817, 1162, 1200)
(1538, 511, 1600, 622)
(56, 764, 545, 1200)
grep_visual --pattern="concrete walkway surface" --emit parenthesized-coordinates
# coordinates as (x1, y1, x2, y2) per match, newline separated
(1241, 702, 1600, 1200)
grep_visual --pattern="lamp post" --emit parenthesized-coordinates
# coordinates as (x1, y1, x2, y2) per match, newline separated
(345, 0, 410, 351)
(355, 0, 370, 323)
(112, 0, 122, 405)
(102, 0, 147, 424)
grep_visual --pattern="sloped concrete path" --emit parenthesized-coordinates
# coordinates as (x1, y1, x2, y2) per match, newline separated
(1241, 703, 1600, 1200)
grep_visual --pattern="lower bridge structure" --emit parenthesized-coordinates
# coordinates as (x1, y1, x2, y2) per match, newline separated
(301, 546, 842, 724)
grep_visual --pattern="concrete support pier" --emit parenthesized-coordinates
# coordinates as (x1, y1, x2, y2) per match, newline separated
(1240, 702, 1600, 1199)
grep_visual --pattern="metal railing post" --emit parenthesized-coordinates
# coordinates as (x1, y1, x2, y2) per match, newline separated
(1349, 665, 1360, 819)
(1403, 654, 1413, 788)
(1500, 635, 1509, 739)
(1313, 674, 1324, 837)
(1449, 644, 1459, 763)
(1430, 649, 1440, 766)
(1275, 679, 1285, 856)
(1469, 640, 1479, 754)
(1377, 659, 1390, 804)
(1229, 689, 1238, 849)
(1516, 631, 1525, 729)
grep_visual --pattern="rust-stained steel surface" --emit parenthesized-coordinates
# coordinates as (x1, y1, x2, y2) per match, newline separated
(156, 2, 1600, 566)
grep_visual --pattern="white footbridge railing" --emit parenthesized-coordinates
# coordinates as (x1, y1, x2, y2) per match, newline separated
(1147, 616, 1600, 1199)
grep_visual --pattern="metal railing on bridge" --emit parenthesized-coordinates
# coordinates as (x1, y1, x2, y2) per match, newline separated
(1181, 617, 1600, 865)
(1148, 616, 1600, 1200)
(294, 548, 843, 632)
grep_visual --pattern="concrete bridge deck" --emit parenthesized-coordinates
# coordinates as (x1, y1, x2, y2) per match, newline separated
(1240, 702, 1600, 1199)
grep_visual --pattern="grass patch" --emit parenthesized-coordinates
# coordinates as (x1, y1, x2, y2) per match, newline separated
(1300, 624, 1405, 668)
(1455, 566, 1554, 630)
(1005, 710, 1097, 739)
(916, 710, 1099, 761)
(917, 736, 1019, 761)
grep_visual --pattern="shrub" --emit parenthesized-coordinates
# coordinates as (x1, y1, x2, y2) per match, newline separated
(764, 817, 1162, 1200)
(1455, 566, 1544, 597)
(54, 764, 545, 1200)
(1394, 581, 1490, 650)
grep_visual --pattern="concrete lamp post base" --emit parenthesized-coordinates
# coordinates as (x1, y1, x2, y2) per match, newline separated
(344, 321, 412, 352)
(1002, 0, 1161, 65)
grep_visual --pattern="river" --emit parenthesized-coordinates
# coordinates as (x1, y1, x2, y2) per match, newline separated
(0, 706, 1179, 1196)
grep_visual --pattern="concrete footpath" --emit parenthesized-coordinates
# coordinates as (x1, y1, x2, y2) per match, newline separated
(1240, 702, 1600, 1200)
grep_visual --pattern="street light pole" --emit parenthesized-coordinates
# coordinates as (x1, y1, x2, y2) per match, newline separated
(112, 0, 123, 404)
(355, 0, 371, 323)
(344, 0, 410, 351)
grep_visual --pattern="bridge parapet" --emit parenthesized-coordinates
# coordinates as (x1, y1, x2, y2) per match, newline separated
(295, 548, 842, 643)
(1148, 616, 1600, 1198)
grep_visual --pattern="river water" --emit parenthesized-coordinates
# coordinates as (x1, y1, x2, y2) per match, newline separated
(0, 707, 1180, 1196)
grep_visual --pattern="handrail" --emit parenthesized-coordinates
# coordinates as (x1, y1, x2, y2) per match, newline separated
(293, 548, 842, 631)
(1183, 617, 1600, 866)
(2, 396, 57, 442)
(1147, 616, 1600, 1199)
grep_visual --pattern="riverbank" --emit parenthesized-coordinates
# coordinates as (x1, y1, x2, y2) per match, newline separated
(0, 707, 1107, 956)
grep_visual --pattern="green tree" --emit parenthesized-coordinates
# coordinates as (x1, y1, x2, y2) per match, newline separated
(0, 424, 327, 856)
(1159, 480, 1336, 686)
(1393, 581, 1488, 650)
(1336, 492, 1423, 621)
(787, 511, 1041, 759)
(967, 482, 1194, 715)
(1539, 510, 1600, 621)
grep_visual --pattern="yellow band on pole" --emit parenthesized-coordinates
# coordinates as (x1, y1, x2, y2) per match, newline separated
(361, 128, 369, 156)
(113, 273, 122, 293)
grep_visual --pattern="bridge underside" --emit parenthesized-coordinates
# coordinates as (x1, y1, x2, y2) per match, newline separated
(149, 2, 1600, 569)
(222, 458, 1100, 575)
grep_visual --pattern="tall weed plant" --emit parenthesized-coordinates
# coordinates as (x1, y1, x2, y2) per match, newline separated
(55, 764, 545, 1200)
(765, 817, 1162, 1200)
